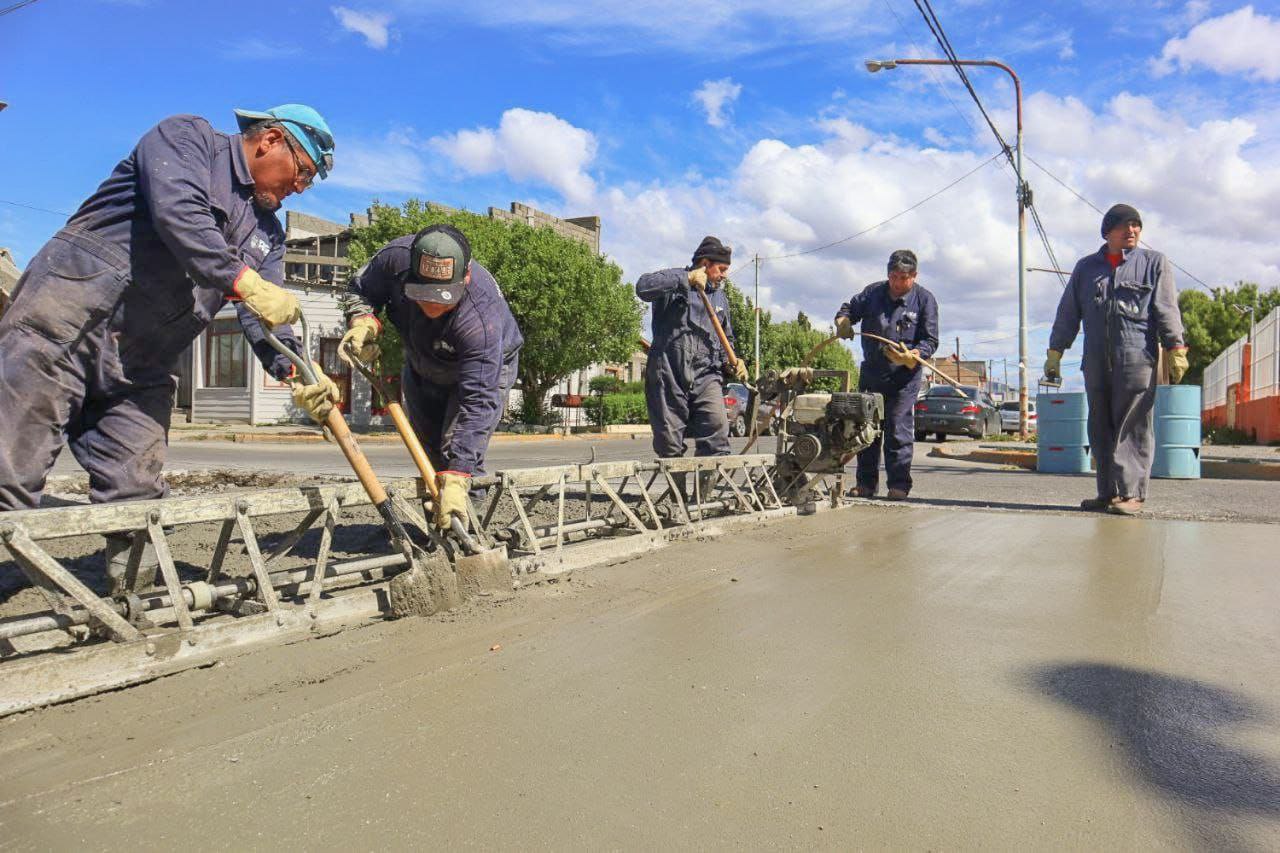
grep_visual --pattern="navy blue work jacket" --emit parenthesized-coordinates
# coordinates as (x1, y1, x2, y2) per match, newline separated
(836, 280, 940, 387)
(64, 113, 298, 377)
(346, 236, 524, 474)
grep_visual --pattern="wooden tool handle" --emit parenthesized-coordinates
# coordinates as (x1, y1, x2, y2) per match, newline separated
(696, 287, 738, 364)
(324, 409, 388, 506)
(386, 402, 441, 500)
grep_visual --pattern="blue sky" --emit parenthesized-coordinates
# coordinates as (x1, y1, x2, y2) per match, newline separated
(4, 0, 1280, 385)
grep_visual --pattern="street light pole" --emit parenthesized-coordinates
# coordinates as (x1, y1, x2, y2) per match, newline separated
(866, 57, 1029, 437)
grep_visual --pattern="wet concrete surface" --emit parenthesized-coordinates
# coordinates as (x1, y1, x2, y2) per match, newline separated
(1, 505, 1277, 848)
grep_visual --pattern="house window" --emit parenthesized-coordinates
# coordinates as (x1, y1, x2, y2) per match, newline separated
(204, 318, 247, 388)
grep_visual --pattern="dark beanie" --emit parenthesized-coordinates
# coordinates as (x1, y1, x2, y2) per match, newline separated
(692, 235, 732, 266)
(887, 249, 918, 273)
(1101, 204, 1142, 238)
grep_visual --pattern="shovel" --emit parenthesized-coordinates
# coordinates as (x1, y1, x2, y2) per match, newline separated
(342, 343, 512, 602)
(260, 318, 459, 617)
(694, 284, 759, 438)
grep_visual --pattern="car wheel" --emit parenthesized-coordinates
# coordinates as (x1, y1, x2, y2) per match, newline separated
(935, 432, 947, 442)
(731, 415, 746, 437)
(915, 431, 926, 442)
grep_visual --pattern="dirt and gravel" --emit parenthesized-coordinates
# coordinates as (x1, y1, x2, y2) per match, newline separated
(1, 503, 1277, 849)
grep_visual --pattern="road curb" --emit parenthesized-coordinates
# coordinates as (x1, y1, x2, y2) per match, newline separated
(932, 444, 1280, 481)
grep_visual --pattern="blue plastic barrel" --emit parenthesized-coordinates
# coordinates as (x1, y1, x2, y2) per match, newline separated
(1037, 392, 1091, 474)
(1151, 385, 1201, 479)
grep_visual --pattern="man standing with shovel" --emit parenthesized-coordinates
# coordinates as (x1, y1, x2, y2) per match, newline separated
(637, 236, 748, 463)
(338, 224, 523, 533)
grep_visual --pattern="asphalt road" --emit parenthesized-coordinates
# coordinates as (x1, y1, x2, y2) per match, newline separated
(49, 434, 1280, 525)
(2, 505, 1277, 848)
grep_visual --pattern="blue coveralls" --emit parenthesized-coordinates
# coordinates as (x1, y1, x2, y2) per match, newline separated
(836, 281, 940, 494)
(636, 267, 736, 458)
(1049, 246, 1184, 501)
(0, 115, 299, 510)
(346, 237, 523, 477)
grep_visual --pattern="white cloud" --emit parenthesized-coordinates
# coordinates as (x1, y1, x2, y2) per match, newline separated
(1154, 6, 1280, 81)
(693, 78, 743, 128)
(382, 0, 882, 55)
(432, 109, 598, 203)
(322, 95, 1280, 362)
(332, 6, 394, 50)
(220, 38, 303, 61)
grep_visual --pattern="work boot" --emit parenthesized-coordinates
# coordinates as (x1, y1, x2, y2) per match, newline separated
(1107, 497, 1144, 516)
(886, 488, 909, 501)
(104, 532, 159, 597)
(849, 486, 876, 498)
(1079, 496, 1117, 512)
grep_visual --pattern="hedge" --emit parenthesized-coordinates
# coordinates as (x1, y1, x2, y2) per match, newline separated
(582, 392, 649, 426)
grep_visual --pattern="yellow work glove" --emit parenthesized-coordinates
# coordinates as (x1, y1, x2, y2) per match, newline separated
(233, 268, 301, 329)
(289, 362, 341, 424)
(835, 316, 854, 340)
(883, 344, 916, 367)
(340, 315, 381, 366)
(731, 357, 749, 382)
(687, 267, 708, 292)
(780, 366, 813, 386)
(435, 471, 471, 530)
(1168, 347, 1189, 384)
(1044, 349, 1063, 382)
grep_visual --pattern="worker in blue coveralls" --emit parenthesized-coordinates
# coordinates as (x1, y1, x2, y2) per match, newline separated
(0, 105, 340, 594)
(637, 236, 749, 464)
(339, 224, 523, 531)
(1045, 203, 1188, 516)
(835, 249, 940, 500)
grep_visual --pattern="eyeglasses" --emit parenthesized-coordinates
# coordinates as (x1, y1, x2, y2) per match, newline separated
(282, 133, 316, 189)
(281, 120, 335, 173)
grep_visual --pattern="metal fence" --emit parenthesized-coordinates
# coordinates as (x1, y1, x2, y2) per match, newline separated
(1201, 305, 1280, 410)
(1251, 306, 1280, 399)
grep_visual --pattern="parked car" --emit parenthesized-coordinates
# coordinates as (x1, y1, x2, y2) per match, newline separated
(724, 382, 750, 437)
(913, 385, 1001, 441)
(998, 399, 1037, 433)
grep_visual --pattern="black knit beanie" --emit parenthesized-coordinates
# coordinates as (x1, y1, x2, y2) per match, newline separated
(1101, 204, 1142, 238)
(691, 235, 732, 266)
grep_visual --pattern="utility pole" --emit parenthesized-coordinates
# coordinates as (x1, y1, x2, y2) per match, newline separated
(955, 337, 962, 384)
(1003, 358, 1009, 398)
(753, 254, 761, 382)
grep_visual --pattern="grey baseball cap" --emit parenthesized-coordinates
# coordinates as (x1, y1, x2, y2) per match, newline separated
(405, 224, 470, 305)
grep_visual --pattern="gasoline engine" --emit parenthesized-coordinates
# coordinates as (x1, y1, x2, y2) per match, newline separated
(757, 368, 884, 499)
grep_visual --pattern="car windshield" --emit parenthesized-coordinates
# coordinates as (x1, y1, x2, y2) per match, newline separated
(926, 386, 965, 398)
(999, 402, 1019, 411)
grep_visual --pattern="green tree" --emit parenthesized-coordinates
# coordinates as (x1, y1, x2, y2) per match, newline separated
(717, 279, 858, 389)
(346, 200, 644, 423)
(1178, 282, 1280, 384)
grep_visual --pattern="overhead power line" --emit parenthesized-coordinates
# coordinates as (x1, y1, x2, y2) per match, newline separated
(0, 0, 43, 17)
(1024, 154, 1214, 293)
(0, 198, 71, 217)
(755, 151, 1003, 265)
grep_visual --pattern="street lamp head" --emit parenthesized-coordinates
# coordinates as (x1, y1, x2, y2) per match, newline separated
(1233, 304, 1254, 317)
(865, 59, 897, 73)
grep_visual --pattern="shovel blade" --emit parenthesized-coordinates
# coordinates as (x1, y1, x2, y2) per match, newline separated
(456, 544, 514, 600)
(388, 549, 461, 618)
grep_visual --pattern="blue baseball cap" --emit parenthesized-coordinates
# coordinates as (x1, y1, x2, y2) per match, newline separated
(234, 104, 335, 179)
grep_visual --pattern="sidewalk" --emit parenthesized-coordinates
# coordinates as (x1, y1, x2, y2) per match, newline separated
(168, 421, 652, 444)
